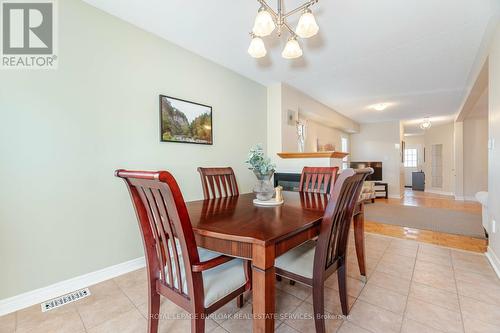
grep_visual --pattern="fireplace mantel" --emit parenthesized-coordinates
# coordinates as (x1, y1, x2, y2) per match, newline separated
(277, 152, 349, 159)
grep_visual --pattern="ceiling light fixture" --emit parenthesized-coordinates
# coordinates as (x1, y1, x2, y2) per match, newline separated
(248, 34, 267, 58)
(252, 6, 276, 37)
(248, 0, 320, 59)
(282, 36, 303, 59)
(420, 118, 432, 130)
(296, 8, 319, 38)
(371, 103, 389, 111)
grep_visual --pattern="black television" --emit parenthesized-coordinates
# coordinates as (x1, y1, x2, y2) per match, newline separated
(349, 162, 382, 181)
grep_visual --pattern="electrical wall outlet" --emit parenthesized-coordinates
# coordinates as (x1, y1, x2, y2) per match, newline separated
(492, 219, 497, 234)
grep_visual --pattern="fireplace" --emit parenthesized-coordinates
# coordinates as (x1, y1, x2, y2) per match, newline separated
(273, 173, 301, 192)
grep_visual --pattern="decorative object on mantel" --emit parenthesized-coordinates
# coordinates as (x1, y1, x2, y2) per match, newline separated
(316, 138, 335, 152)
(246, 144, 276, 201)
(277, 151, 349, 159)
(286, 109, 298, 126)
(159, 95, 212, 145)
(248, 0, 320, 59)
(296, 120, 307, 152)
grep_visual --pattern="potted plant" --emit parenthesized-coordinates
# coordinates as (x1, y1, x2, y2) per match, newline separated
(246, 144, 276, 201)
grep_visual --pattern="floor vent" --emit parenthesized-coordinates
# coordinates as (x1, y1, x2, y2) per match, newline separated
(40, 288, 91, 312)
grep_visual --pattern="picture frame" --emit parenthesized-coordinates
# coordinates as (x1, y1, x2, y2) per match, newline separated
(159, 95, 213, 145)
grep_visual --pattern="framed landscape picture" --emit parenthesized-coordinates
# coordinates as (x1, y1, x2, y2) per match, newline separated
(159, 95, 213, 145)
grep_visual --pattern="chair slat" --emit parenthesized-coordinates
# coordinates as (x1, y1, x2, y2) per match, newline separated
(220, 175, 229, 197)
(150, 188, 176, 291)
(299, 167, 339, 195)
(197, 167, 239, 199)
(136, 186, 167, 280)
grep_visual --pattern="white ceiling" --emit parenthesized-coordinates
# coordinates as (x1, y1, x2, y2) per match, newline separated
(83, 0, 499, 130)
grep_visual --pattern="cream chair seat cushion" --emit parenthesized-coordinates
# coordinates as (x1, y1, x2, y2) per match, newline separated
(275, 240, 316, 279)
(165, 240, 247, 308)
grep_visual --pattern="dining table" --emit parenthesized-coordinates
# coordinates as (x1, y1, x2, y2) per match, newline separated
(186, 191, 367, 333)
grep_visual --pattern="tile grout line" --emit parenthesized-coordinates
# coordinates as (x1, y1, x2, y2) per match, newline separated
(397, 242, 419, 333)
(341, 237, 393, 333)
(75, 303, 88, 333)
(112, 276, 149, 322)
(451, 254, 467, 333)
(14, 309, 18, 333)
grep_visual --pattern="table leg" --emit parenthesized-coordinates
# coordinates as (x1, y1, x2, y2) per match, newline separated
(252, 244, 276, 333)
(353, 205, 367, 282)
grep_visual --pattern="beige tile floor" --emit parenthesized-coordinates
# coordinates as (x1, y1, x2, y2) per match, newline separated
(2, 232, 500, 333)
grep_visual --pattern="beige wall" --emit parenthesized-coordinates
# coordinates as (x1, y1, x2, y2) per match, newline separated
(0, 0, 267, 299)
(463, 117, 488, 198)
(423, 123, 455, 195)
(267, 83, 358, 172)
(488, 23, 500, 269)
(350, 122, 402, 198)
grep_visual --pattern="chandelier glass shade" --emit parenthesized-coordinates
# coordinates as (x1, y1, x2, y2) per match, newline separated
(282, 37, 303, 59)
(252, 7, 276, 37)
(248, 0, 320, 59)
(420, 118, 432, 130)
(296, 9, 319, 38)
(248, 35, 267, 58)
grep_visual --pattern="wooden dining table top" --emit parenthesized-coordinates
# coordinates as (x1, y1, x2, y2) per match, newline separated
(185, 192, 328, 246)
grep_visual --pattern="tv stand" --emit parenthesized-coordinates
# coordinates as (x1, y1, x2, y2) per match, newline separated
(374, 182, 388, 199)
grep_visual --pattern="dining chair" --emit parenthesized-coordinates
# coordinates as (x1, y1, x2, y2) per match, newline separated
(299, 166, 339, 195)
(197, 166, 247, 307)
(197, 167, 239, 199)
(115, 169, 251, 333)
(281, 166, 340, 286)
(274, 168, 373, 333)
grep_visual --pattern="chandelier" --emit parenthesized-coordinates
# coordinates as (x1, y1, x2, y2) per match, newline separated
(420, 118, 432, 130)
(248, 0, 320, 59)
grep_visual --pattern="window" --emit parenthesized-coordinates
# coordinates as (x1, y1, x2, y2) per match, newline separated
(404, 148, 417, 168)
(341, 137, 349, 170)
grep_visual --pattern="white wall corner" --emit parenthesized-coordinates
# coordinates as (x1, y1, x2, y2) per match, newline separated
(0, 257, 145, 316)
(463, 196, 478, 202)
(486, 247, 500, 279)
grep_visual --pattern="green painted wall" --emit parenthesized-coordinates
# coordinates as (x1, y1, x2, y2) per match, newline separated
(0, 0, 267, 299)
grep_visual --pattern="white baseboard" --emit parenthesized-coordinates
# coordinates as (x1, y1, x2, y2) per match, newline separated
(453, 195, 477, 202)
(425, 189, 455, 196)
(388, 194, 402, 199)
(0, 257, 145, 316)
(486, 247, 500, 279)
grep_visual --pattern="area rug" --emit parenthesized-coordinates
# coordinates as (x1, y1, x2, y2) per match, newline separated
(364, 203, 486, 239)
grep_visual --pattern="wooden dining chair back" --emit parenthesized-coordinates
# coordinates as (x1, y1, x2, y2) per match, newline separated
(274, 168, 372, 333)
(315, 168, 373, 272)
(313, 168, 373, 315)
(197, 167, 239, 199)
(299, 166, 339, 195)
(116, 169, 251, 333)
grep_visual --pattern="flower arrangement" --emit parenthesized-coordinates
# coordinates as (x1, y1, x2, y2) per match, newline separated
(245, 144, 276, 176)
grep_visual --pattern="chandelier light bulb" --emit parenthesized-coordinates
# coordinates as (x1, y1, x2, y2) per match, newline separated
(282, 37, 303, 59)
(252, 6, 275, 37)
(420, 118, 432, 130)
(371, 103, 389, 111)
(295, 8, 319, 38)
(248, 35, 267, 58)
